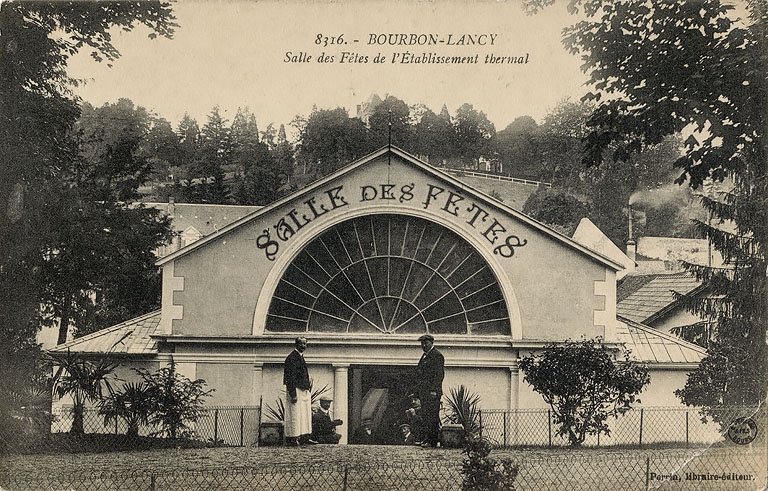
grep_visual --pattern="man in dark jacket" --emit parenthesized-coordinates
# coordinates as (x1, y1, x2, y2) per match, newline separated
(283, 337, 314, 445)
(414, 334, 444, 447)
(312, 395, 343, 443)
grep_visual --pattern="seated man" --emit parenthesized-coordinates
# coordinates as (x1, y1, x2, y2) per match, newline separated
(404, 394, 424, 443)
(312, 395, 343, 444)
(399, 422, 415, 445)
(353, 419, 375, 445)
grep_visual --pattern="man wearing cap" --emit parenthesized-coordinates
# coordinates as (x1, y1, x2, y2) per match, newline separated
(312, 395, 343, 444)
(399, 423, 415, 445)
(283, 337, 315, 446)
(414, 334, 444, 447)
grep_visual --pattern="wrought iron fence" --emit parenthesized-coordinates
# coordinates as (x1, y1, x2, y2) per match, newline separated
(478, 406, 767, 448)
(0, 406, 261, 452)
(2, 449, 766, 490)
(6, 405, 763, 454)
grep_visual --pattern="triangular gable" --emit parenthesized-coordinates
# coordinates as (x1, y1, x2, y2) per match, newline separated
(157, 146, 623, 270)
(572, 218, 635, 277)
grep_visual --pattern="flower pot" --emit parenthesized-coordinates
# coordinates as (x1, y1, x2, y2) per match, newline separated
(259, 421, 284, 446)
(440, 423, 466, 448)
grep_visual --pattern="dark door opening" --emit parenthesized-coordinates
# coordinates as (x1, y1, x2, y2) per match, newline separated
(348, 365, 415, 445)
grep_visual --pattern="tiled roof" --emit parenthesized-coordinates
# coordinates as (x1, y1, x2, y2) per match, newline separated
(617, 315, 706, 364)
(48, 311, 161, 356)
(616, 272, 703, 323)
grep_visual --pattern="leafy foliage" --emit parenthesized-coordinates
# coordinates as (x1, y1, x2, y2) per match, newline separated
(50, 351, 120, 434)
(134, 361, 213, 439)
(524, 0, 768, 409)
(99, 382, 156, 437)
(443, 385, 482, 437)
(0, 386, 53, 452)
(0, 0, 177, 389)
(461, 436, 519, 491)
(264, 382, 331, 422)
(523, 188, 591, 236)
(519, 338, 650, 447)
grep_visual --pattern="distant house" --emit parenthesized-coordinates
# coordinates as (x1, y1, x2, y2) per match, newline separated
(617, 272, 709, 336)
(144, 200, 262, 258)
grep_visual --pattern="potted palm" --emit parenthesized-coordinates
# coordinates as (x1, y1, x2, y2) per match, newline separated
(441, 385, 481, 447)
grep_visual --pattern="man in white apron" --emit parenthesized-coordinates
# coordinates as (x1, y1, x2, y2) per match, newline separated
(283, 337, 315, 445)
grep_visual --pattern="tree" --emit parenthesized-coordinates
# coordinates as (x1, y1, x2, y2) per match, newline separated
(454, 103, 495, 166)
(526, 0, 767, 408)
(135, 361, 213, 439)
(0, 1, 176, 393)
(522, 188, 591, 236)
(519, 338, 650, 447)
(491, 116, 541, 179)
(51, 352, 120, 435)
(143, 116, 179, 183)
(38, 100, 174, 341)
(412, 105, 457, 165)
(368, 95, 413, 150)
(194, 106, 231, 203)
(229, 108, 288, 205)
(295, 107, 369, 177)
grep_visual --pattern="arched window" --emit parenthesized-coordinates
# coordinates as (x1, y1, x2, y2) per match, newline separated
(265, 214, 510, 335)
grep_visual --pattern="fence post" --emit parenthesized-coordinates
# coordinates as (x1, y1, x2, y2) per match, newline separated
(214, 409, 219, 447)
(240, 408, 244, 446)
(257, 396, 263, 447)
(503, 411, 508, 447)
(685, 411, 689, 448)
(548, 410, 552, 448)
(115, 418, 118, 435)
(638, 408, 644, 448)
(343, 463, 349, 491)
(644, 456, 650, 491)
(479, 411, 483, 440)
(150, 474, 156, 491)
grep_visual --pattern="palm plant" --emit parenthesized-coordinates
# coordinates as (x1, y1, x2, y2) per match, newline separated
(264, 382, 331, 422)
(51, 351, 120, 434)
(0, 386, 53, 450)
(444, 385, 482, 437)
(99, 382, 156, 437)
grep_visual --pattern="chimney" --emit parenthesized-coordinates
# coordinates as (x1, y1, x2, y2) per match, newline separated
(168, 197, 175, 218)
(626, 204, 636, 262)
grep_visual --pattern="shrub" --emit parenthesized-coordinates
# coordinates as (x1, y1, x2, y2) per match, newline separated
(443, 385, 482, 437)
(134, 360, 213, 439)
(264, 381, 330, 422)
(99, 382, 156, 437)
(461, 436, 518, 491)
(519, 337, 650, 446)
(50, 351, 119, 434)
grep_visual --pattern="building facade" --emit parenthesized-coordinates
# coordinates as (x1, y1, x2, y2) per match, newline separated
(53, 147, 705, 444)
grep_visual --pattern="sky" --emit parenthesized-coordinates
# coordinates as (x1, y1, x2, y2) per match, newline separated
(67, 0, 589, 137)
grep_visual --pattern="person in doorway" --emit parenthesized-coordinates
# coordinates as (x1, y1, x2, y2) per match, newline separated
(399, 423, 415, 445)
(353, 419, 375, 444)
(283, 337, 315, 446)
(404, 393, 424, 443)
(414, 334, 444, 448)
(312, 395, 343, 444)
